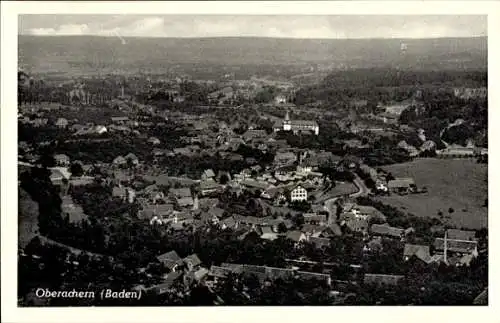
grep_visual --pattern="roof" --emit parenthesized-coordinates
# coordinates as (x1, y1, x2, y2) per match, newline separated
(209, 265, 234, 278)
(289, 120, 319, 127)
(124, 153, 138, 161)
(370, 224, 404, 238)
(286, 230, 305, 242)
(157, 251, 183, 270)
(241, 179, 270, 190)
(177, 197, 194, 207)
(473, 288, 488, 305)
(222, 216, 237, 228)
(447, 229, 476, 241)
(296, 271, 330, 282)
(403, 244, 431, 262)
(309, 237, 330, 248)
(364, 274, 404, 286)
(150, 271, 183, 294)
(434, 238, 478, 254)
(388, 178, 415, 189)
(203, 169, 215, 178)
(345, 219, 368, 232)
(193, 267, 209, 281)
(200, 180, 221, 190)
(113, 156, 127, 164)
(184, 254, 202, 268)
(209, 207, 225, 218)
(54, 154, 70, 161)
(50, 167, 71, 181)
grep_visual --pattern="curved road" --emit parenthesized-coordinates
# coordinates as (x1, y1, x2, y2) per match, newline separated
(324, 173, 369, 224)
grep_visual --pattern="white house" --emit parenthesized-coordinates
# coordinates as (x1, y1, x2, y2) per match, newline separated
(290, 185, 307, 202)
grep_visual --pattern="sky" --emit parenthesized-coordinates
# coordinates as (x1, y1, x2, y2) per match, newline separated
(18, 15, 487, 39)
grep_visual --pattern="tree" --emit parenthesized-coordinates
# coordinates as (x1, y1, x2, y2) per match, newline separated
(70, 163, 84, 177)
(219, 174, 229, 185)
(277, 222, 288, 233)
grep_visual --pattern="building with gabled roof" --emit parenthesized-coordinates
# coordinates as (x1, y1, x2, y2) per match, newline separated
(157, 250, 184, 272)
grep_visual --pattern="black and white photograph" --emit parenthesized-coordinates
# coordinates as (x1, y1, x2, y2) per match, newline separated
(2, 1, 496, 317)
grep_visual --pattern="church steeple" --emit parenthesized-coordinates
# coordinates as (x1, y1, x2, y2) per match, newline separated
(285, 110, 290, 122)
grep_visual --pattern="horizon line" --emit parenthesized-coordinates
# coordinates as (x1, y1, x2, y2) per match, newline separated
(17, 34, 488, 41)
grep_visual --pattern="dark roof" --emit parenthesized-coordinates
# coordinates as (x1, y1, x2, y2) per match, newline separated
(150, 271, 183, 295)
(434, 238, 478, 254)
(209, 265, 233, 278)
(364, 274, 404, 286)
(447, 229, 476, 241)
(370, 224, 404, 238)
(209, 207, 225, 218)
(309, 237, 330, 248)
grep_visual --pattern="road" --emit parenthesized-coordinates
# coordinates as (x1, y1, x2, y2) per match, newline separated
(324, 173, 369, 224)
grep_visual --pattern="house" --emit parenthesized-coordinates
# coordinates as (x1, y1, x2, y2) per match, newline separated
(303, 213, 327, 225)
(220, 216, 238, 230)
(169, 187, 192, 199)
(433, 238, 478, 256)
(207, 265, 234, 285)
(183, 254, 202, 272)
(403, 244, 431, 262)
(309, 236, 331, 249)
(148, 137, 161, 145)
(54, 154, 71, 166)
(177, 197, 194, 208)
(112, 156, 127, 166)
(201, 169, 216, 181)
(364, 274, 404, 287)
(344, 218, 368, 234)
(274, 151, 297, 164)
(296, 271, 331, 286)
(370, 224, 404, 239)
(49, 167, 72, 186)
(111, 116, 130, 124)
(208, 207, 225, 219)
(286, 230, 307, 244)
(184, 267, 209, 286)
(387, 178, 416, 193)
(199, 180, 222, 196)
(473, 288, 488, 305)
(55, 118, 69, 128)
(290, 185, 307, 202)
(149, 271, 183, 295)
(157, 251, 184, 272)
(260, 226, 279, 241)
(446, 229, 477, 241)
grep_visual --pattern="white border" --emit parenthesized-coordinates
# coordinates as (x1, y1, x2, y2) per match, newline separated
(2, 2, 499, 323)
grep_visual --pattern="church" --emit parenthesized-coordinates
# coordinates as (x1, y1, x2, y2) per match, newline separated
(273, 111, 319, 136)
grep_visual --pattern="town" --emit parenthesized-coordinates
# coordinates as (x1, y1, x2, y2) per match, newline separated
(17, 27, 488, 306)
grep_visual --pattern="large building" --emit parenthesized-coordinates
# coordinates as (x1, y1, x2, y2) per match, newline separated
(274, 111, 319, 135)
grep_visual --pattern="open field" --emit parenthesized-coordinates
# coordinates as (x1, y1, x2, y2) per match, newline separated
(378, 158, 487, 230)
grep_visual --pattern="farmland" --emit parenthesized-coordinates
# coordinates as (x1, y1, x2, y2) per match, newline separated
(379, 158, 487, 230)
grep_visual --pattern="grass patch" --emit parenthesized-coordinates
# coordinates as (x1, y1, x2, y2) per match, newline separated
(378, 158, 487, 230)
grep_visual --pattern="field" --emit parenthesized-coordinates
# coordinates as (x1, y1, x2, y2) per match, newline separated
(378, 158, 487, 230)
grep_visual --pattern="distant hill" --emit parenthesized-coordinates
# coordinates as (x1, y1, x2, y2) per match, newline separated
(18, 35, 487, 75)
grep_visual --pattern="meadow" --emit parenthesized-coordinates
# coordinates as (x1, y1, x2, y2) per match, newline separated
(378, 158, 487, 230)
